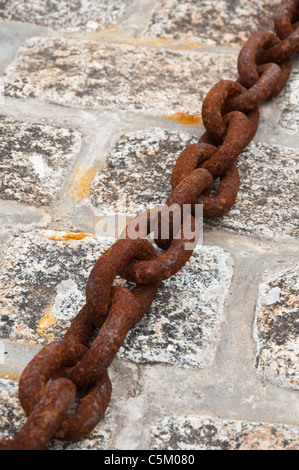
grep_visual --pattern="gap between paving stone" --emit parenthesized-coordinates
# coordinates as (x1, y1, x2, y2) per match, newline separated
(0, 22, 57, 75)
(1, 77, 299, 162)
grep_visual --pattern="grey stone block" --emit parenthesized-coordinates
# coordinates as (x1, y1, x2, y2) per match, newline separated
(90, 128, 299, 240)
(146, 0, 281, 47)
(279, 61, 299, 133)
(0, 0, 131, 32)
(0, 378, 115, 449)
(0, 230, 233, 368)
(207, 141, 299, 240)
(90, 127, 197, 216)
(150, 415, 299, 450)
(254, 264, 299, 391)
(0, 116, 82, 206)
(4, 38, 238, 114)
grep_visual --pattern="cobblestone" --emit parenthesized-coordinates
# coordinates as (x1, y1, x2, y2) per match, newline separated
(3, 38, 237, 115)
(0, 0, 131, 32)
(279, 60, 299, 133)
(0, 379, 26, 441)
(255, 264, 299, 391)
(0, 231, 233, 368)
(0, 116, 82, 206)
(146, 0, 281, 47)
(90, 128, 197, 216)
(208, 141, 299, 240)
(150, 415, 299, 450)
(0, 378, 115, 449)
(0, 232, 113, 344)
(90, 129, 299, 240)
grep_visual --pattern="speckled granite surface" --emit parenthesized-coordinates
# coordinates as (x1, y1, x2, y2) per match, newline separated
(0, 378, 116, 450)
(146, 0, 281, 47)
(0, 116, 82, 205)
(0, 231, 233, 368)
(3, 38, 238, 114)
(0, 0, 131, 32)
(90, 128, 197, 215)
(255, 264, 299, 391)
(207, 141, 299, 240)
(90, 128, 299, 240)
(150, 415, 299, 450)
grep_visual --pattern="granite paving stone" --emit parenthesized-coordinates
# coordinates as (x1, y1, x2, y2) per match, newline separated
(0, 378, 114, 449)
(118, 244, 234, 368)
(254, 264, 299, 391)
(0, 232, 114, 345)
(146, 0, 281, 47)
(90, 128, 299, 240)
(279, 60, 299, 133)
(0, 116, 82, 206)
(150, 415, 299, 450)
(0, 379, 26, 441)
(0, 0, 131, 32)
(0, 230, 233, 368)
(90, 128, 198, 216)
(3, 37, 238, 115)
(207, 141, 299, 239)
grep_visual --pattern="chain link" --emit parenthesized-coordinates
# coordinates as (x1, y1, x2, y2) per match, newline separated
(0, 0, 298, 450)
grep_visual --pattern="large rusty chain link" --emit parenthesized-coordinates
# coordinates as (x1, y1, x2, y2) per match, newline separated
(1, 0, 298, 450)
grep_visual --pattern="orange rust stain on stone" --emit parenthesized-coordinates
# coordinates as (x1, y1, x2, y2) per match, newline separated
(45, 233, 92, 241)
(167, 112, 203, 126)
(69, 166, 101, 200)
(140, 151, 156, 158)
(37, 310, 57, 341)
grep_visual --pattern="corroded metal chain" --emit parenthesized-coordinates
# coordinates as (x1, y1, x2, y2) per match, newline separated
(1, 0, 298, 450)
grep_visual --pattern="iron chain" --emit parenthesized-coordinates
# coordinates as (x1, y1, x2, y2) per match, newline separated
(1, 0, 298, 450)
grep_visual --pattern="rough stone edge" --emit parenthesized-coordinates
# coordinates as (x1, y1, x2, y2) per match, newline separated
(253, 263, 299, 391)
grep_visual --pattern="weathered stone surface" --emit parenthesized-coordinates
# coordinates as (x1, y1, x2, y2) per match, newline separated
(279, 59, 299, 133)
(0, 230, 233, 368)
(254, 265, 299, 391)
(0, 379, 26, 440)
(0, 378, 114, 449)
(90, 128, 197, 215)
(0, 232, 113, 344)
(4, 38, 237, 114)
(146, 0, 280, 47)
(0, 0, 130, 32)
(90, 128, 299, 240)
(150, 415, 299, 450)
(0, 116, 82, 206)
(118, 244, 233, 368)
(208, 141, 299, 239)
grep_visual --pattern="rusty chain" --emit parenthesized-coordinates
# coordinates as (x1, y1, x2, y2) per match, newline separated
(0, 0, 298, 450)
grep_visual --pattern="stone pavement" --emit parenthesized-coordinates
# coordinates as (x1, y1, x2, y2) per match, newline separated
(0, 0, 298, 451)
